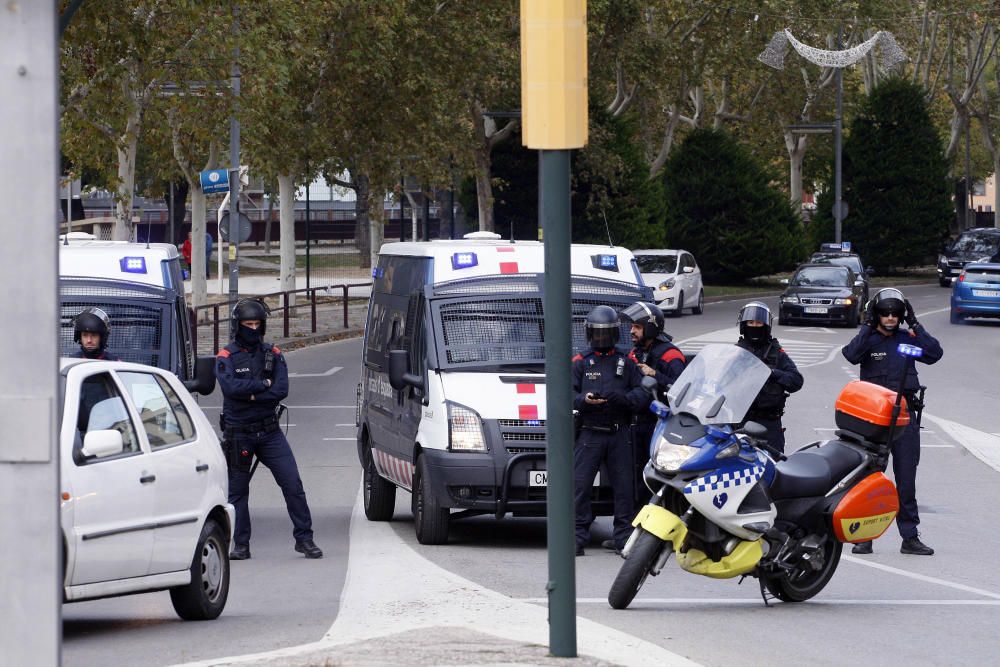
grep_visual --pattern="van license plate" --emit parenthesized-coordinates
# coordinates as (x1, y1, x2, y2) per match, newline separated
(973, 289, 1000, 297)
(804, 306, 827, 314)
(529, 470, 600, 487)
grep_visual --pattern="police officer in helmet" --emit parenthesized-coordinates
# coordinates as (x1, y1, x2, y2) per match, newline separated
(736, 302, 803, 454)
(72, 307, 119, 360)
(572, 305, 650, 556)
(619, 301, 686, 512)
(843, 288, 942, 556)
(216, 298, 322, 560)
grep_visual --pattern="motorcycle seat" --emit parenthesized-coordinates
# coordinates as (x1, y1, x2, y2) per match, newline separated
(769, 441, 865, 499)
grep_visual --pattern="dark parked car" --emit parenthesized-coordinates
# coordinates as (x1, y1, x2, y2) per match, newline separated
(950, 262, 1000, 323)
(808, 251, 873, 307)
(778, 264, 865, 327)
(938, 228, 1000, 287)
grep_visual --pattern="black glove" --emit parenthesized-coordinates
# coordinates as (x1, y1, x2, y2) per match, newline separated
(863, 299, 876, 326)
(904, 299, 919, 328)
(603, 390, 630, 410)
(769, 368, 782, 382)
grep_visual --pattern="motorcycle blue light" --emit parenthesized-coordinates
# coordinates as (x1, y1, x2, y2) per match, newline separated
(649, 401, 670, 419)
(451, 252, 479, 269)
(897, 343, 923, 358)
(119, 256, 147, 274)
(705, 425, 731, 441)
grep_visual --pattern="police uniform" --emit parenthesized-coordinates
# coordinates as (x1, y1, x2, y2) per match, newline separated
(572, 349, 650, 552)
(72, 349, 120, 361)
(842, 322, 943, 543)
(629, 336, 685, 504)
(737, 336, 803, 453)
(216, 339, 316, 555)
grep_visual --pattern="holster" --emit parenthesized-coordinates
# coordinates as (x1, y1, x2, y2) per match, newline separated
(573, 411, 582, 441)
(226, 432, 255, 473)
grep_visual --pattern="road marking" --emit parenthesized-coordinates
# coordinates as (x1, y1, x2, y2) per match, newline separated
(842, 555, 1000, 599)
(522, 597, 1000, 607)
(921, 444, 953, 448)
(323, 437, 356, 441)
(335, 423, 356, 427)
(676, 328, 842, 368)
(289, 366, 343, 378)
(923, 413, 1000, 473)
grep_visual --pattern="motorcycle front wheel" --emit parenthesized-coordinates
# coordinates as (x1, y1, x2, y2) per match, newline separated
(761, 538, 843, 602)
(608, 529, 665, 610)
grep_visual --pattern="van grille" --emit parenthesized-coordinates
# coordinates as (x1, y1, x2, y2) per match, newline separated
(502, 432, 546, 441)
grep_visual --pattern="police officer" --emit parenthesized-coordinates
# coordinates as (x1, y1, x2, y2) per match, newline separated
(843, 288, 942, 556)
(72, 307, 119, 360)
(572, 305, 650, 556)
(216, 298, 322, 560)
(620, 301, 686, 510)
(736, 302, 803, 454)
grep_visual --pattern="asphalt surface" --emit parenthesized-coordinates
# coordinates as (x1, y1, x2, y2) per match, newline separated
(61, 283, 1000, 666)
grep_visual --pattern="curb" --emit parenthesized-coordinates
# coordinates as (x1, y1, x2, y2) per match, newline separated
(273, 328, 365, 351)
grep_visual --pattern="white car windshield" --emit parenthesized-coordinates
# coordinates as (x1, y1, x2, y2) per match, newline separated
(635, 255, 679, 274)
(665, 344, 771, 424)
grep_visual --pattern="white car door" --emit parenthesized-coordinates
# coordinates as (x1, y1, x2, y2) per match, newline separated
(117, 370, 207, 574)
(65, 371, 156, 585)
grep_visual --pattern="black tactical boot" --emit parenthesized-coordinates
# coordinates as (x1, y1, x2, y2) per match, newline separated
(851, 541, 873, 555)
(900, 535, 934, 555)
(230, 544, 251, 560)
(295, 539, 324, 559)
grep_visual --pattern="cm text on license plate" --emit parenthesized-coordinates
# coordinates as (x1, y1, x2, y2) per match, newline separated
(530, 470, 600, 487)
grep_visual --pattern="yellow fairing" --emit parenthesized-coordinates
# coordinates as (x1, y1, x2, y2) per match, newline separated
(632, 504, 763, 579)
(675, 540, 764, 579)
(632, 504, 688, 544)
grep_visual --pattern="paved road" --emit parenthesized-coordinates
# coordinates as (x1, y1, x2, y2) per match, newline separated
(62, 283, 1000, 666)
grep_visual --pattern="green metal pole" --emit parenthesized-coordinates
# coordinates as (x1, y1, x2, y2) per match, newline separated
(541, 148, 576, 657)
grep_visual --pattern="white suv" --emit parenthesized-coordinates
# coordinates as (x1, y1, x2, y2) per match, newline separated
(633, 249, 704, 316)
(60, 358, 233, 620)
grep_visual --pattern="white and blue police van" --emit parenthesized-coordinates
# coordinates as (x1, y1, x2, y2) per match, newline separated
(357, 232, 653, 544)
(59, 235, 200, 383)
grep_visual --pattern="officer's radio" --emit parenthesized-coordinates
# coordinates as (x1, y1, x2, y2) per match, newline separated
(616, 357, 625, 377)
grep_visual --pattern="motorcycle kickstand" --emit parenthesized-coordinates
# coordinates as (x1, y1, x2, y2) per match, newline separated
(756, 577, 776, 607)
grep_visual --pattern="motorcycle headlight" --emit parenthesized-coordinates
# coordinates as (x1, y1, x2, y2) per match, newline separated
(652, 435, 699, 473)
(447, 401, 487, 452)
(658, 279, 676, 291)
(780, 295, 799, 304)
(834, 297, 853, 305)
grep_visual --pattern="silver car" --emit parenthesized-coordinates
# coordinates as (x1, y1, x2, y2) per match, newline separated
(633, 249, 704, 316)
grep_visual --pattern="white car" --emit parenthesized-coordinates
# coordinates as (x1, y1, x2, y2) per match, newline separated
(633, 249, 704, 316)
(60, 358, 233, 620)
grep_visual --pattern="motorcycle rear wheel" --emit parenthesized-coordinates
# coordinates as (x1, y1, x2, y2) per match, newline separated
(761, 539, 843, 602)
(608, 529, 665, 610)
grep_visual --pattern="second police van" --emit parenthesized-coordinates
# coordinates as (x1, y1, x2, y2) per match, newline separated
(357, 232, 653, 544)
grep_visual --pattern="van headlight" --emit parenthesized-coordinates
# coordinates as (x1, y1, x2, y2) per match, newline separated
(652, 435, 699, 473)
(447, 401, 487, 452)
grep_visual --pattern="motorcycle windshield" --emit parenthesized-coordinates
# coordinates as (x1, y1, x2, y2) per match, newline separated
(666, 344, 771, 424)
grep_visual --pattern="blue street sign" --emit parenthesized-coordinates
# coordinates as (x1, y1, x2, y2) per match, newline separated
(199, 169, 230, 194)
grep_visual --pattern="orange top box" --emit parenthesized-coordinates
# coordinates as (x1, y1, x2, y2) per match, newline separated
(834, 381, 909, 443)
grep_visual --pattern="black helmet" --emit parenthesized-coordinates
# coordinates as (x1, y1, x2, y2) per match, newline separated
(620, 301, 665, 342)
(585, 305, 620, 351)
(738, 301, 772, 342)
(869, 288, 905, 317)
(73, 307, 111, 349)
(231, 298, 270, 339)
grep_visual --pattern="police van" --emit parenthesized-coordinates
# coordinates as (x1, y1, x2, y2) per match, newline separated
(357, 232, 653, 544)
(59, 236, 199, 382)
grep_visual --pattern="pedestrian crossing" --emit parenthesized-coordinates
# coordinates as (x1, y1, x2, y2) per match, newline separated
(674, 327, 845, 368)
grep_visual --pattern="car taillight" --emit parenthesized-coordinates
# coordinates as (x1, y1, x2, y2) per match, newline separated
(959, 273, 966, 282)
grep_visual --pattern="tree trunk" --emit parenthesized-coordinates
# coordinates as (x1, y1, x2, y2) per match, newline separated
(472, 146, 494, 232)
(163, 178, 188, 246)
(368, 189, 384, 269)
(404, 190, 420, 240)
(189, 186, 208, 312)
(354, 172, 372, 267)
(994, 157, 1000, 228)
(785, 133, 807, 208)
(278, 174, 297, 307)
(113, 117, 140, 240)
(264, 196, 274, 254)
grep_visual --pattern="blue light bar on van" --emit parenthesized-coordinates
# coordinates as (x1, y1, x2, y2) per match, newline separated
(119, 256, 147, 274)
(591, 254, 619, 271)
(451, 252, 479, 270)
(372, 267, 384, 278)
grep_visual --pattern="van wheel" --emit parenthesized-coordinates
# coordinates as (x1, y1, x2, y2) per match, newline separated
(170, 518, 229, 620)
(364, 443, 396, 521)
(413, 455, 449, 545)
(692, 290, 704, 315)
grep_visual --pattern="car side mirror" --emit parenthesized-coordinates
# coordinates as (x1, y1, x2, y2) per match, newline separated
(854, 279, 864, 286)
(682, 266, 695, 274)
(739, 421, 769, 441)
(81, 429, 123, 458)
(388, 349, 423, 392)
(780, 278, 789, 285)
(183, 356, 217, 396)
(640, 375, 658, 398)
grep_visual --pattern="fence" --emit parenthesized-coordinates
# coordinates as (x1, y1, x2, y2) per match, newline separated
(190, 282, 372, 355)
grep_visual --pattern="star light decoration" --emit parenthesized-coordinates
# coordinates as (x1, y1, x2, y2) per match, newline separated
(758, 29, 907, 70)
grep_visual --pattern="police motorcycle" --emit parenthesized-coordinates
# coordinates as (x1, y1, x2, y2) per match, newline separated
(608, 342, 920, 609)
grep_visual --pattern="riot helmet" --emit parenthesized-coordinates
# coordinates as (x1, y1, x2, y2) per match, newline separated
(620, 301, 665, 344)
(231, 298, 270, 344)
(737, 301, 772, 345)
(73, 307, 111, 352)
(869, 288, 905, 317)
(585, 305, 620, 351)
